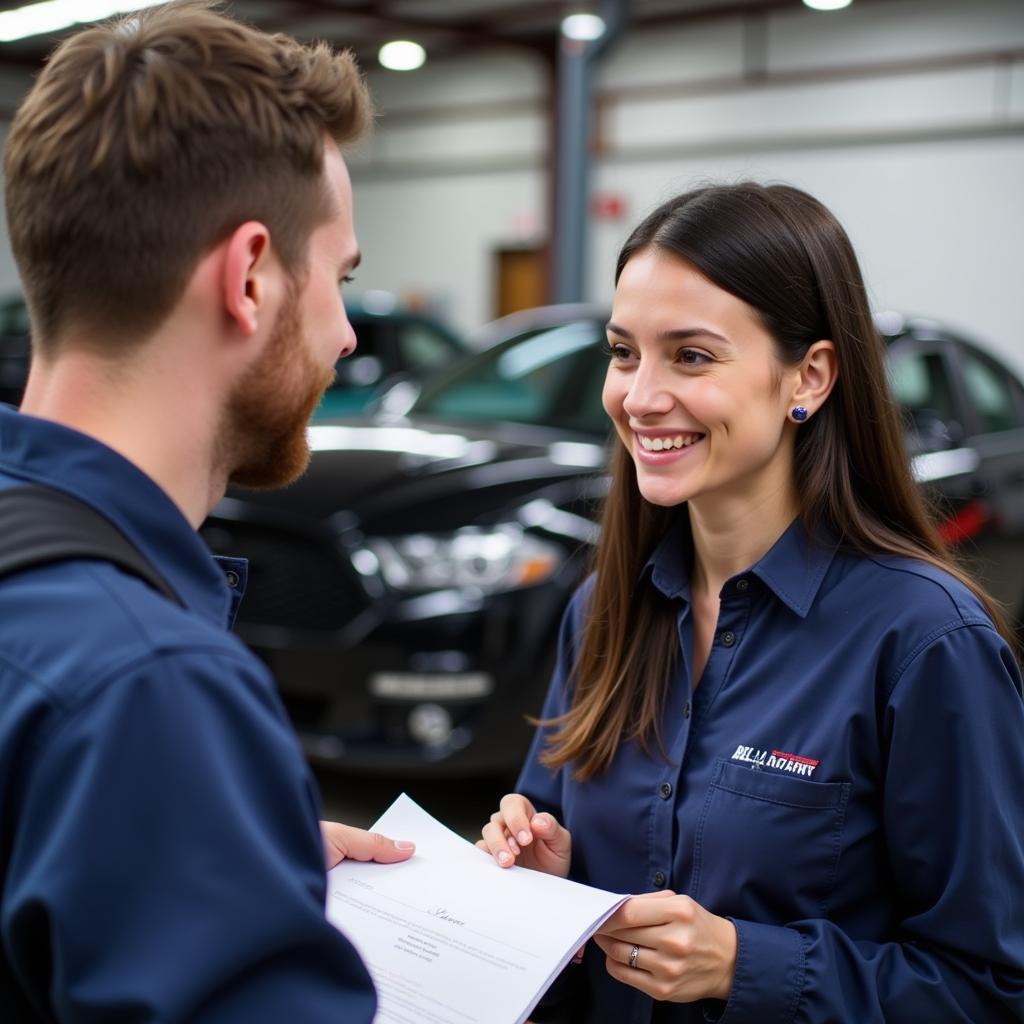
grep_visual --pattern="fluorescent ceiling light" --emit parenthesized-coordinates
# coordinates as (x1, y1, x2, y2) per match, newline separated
(802, 0, 853, 10)
(378, 39, 426, 71)
(0, 0, 166, 43)
(560, 13, 606, 41)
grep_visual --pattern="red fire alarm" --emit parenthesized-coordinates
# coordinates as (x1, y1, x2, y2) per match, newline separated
(590, 191, 626, 221)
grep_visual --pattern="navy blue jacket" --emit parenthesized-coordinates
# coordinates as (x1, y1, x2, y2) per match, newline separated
(0, 405, 376, 1022)
(520, 516, 1024, 1023)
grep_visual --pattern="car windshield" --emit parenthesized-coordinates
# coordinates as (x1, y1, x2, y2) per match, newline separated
(412, 319, 610, 435)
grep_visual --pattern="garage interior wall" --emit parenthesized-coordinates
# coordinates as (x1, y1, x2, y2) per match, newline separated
(0, 0, 1021, 373)
(353, 0, 1024, 373)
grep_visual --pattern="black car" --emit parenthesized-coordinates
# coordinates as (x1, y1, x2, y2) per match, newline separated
(0, 292, 466, 413)
(201, 306, 1024, 778)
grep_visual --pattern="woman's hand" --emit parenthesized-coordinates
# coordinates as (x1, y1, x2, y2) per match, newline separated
(593, 890, 737, 1003)
(476, 793, 571, 878)
(320, 821, 416, 871)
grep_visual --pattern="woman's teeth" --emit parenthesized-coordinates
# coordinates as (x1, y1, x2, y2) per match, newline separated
(638, 434, 702, 452)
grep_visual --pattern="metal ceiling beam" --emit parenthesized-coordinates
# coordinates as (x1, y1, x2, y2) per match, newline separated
(280, 0, 554, 51)
(631, 0, 897, 29)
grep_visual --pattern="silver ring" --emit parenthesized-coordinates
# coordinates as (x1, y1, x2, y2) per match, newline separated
(628, 944, 640, 969)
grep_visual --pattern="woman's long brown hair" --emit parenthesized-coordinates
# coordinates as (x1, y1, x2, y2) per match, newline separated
(539, 183, 1017, 782)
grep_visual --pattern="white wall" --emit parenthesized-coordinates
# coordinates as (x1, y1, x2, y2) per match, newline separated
(0, 0, 1021, 374)
(349, 0, 1024, 374)
(589, 137, 1024, 362)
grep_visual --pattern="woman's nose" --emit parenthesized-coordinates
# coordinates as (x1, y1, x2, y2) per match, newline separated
(622, 365, 674, 418)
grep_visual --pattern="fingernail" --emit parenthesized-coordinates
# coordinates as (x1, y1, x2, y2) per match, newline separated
(497, 851, 513, 866)
(572, 945, 585, 964)
(508, 837, 520, 855)
(518, 830, 530, 844)
(394, 840, 415, 851)
(531, 815, 547, 830)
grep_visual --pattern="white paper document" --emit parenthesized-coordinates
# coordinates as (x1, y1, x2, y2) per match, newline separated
(326, 793, 628, 1024)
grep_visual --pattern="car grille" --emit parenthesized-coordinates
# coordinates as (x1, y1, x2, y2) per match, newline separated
(201, 518, 368, 631)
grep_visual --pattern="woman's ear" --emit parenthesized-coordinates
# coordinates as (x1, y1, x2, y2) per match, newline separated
(222, 221, 273, 337)
(790, 339, 838, 417)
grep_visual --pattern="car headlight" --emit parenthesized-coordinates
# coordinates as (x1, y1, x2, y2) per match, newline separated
(364, 525, 563, 594)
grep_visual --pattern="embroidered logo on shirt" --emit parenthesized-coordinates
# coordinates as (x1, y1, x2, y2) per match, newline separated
(731, 745, 820, 777)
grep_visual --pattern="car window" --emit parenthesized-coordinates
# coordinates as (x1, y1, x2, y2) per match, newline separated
(398, 322, 459, 372)
(414, 320, 609, 434)
(887, 347, 958, 426)
(0, 296, 30, 336)
(958, 347, 1023, 434)
(348, 315, 385, 360)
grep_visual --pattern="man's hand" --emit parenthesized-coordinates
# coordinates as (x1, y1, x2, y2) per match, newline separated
(320, 821, 416, 870)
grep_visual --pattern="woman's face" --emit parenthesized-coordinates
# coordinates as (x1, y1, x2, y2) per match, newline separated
(602, 248, 799, 513)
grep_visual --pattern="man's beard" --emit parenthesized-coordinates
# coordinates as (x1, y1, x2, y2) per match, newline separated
(219, 284, 336, 490)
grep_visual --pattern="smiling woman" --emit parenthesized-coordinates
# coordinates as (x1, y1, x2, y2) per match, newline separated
(478, 182, 1024, 1024)
(601, 249, 823, 516)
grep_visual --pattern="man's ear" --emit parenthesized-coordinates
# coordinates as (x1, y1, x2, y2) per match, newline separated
(222, 222, 274, 337)
(790, 339, 838, 415)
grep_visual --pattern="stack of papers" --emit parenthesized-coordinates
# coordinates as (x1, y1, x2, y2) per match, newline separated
(327, 793, 628, 1024)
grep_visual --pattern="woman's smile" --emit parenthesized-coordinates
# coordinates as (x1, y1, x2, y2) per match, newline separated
(633, 430, 706, 463)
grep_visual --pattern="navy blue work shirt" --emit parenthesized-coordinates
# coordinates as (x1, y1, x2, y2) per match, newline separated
(0, 405, 376, 1023)
(519, 515, 1024, 1023)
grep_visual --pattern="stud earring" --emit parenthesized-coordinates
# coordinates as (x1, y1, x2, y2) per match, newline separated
(791, 406, 809, 423)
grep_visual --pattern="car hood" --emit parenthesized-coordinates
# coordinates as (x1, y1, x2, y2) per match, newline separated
(214, 415, 608, 536)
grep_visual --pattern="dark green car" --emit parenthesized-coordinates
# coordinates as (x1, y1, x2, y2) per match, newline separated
(0, 292, 467, 414)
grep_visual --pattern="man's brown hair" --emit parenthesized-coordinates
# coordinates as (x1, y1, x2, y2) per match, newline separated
(3, 0, 371, 353)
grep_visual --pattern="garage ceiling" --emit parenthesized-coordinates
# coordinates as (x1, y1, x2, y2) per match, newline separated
(0, 0, 890, 70)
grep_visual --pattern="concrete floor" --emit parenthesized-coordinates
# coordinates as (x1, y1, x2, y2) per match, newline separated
(315, 768, 506, 843)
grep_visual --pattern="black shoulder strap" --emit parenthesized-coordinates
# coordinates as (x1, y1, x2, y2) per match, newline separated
(0, 485, 184, 606)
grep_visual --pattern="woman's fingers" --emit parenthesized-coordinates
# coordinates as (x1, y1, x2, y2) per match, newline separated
(596, 894, 738, 1004)
(479, 794, 537, 867)
(599, 890, 679, 936)
(592, 934, 655, 974)
(480, 813, 518, 867)
(478, 795, 571, 876)
(530, 812, 571, 862)
(499, 793, 538, 848)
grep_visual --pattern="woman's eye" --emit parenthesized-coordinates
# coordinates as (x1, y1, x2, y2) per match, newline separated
(680, 349, 711, 366)
(601, 341, 633, 360)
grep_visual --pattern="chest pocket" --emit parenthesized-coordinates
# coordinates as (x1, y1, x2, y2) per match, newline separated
(689, 758, 850, 922)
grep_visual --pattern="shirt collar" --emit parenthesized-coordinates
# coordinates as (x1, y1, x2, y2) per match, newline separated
(644, 510, 837, 618)
(0, 405, 240, 626)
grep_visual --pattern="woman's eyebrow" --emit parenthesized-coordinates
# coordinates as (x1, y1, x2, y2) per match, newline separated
(606, 321, 729, 344)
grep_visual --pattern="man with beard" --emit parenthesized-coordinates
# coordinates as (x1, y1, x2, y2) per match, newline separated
(0, 3, 413, 1021)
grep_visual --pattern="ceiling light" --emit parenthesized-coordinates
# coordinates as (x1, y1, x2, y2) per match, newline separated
(560, 13, 606, 41)
(802, 0, 853, 10)
(0, 0, 166, 43)
(378, 39, 426, 72)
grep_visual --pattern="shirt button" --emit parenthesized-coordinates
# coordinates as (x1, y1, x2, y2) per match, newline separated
(735, 578, 749, 592)
(719, 630, 736, 647)
(653, 871, 666, 887)
(682, 701, 691, 719)
(659, 782, 673, 800)
(225, 570, 240, 588)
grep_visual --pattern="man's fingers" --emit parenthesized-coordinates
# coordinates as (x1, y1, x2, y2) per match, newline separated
(321, 821, 415, 869)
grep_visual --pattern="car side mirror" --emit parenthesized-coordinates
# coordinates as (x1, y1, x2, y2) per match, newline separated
(906, 408, 965, 453)
(334, 354, 384, 388)
(370, 375, 421, 419)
